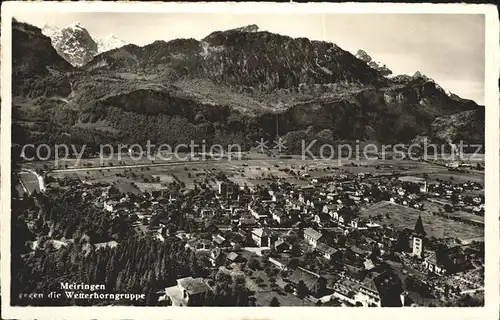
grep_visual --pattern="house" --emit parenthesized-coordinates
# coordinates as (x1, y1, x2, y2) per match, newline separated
(272, 192, 284, 203)
(364, 259, 376, 271)
(200, 209, 214, 219)
(423, 252, 446, 275)
(271, 210, 286, 225)
(423, 246, 467, 275)
(226, 252, 245, 264)
(350, 218, 366, 230)
(316, 243, 340, 261)
(287, 267, 327, 298)
(248, 202, 269, 220)
(212, 234, 229, 248)
(217, 266, 246, 283)
(298, 193, 312, 204)
(303, 228, 323, 248)
(349, 195, 362, 204)
(314, 212, 331, 227)
(103, 200, 116, 212)
(274, 240, 291, 253)
(355, 277, 382, 307)
(472, 205, 484, 216)
(348, 245, 369, 258)
(472, 196, 483, 205)
(238, 215, 258, 228)
(164, 277, 212, 306)
(337, 271, 403, 307)
(400, 291, 439, 307)
(238, 229, 250, 241)
(333, 277, 361, 305)
(323, 204, 336, 215)
(209, 247, 226, 267)
(337, 211, 352, 226)
(218, 181, 235, 197)
(203, 223, 219, 234)
(253, 188, 272, 201)
(251, 228, 272, 247)
(277, 229, 298, 245)
(185, 239, 213, 251)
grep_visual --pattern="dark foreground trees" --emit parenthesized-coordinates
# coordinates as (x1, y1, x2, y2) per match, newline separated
(12, 236, 210, 306)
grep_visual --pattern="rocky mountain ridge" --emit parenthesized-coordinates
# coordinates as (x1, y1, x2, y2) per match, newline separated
(355, 49, 393, 77)
(12, 19, 484, 152)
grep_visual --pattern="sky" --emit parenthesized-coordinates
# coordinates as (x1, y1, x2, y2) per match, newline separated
(14, 13, 485, 104)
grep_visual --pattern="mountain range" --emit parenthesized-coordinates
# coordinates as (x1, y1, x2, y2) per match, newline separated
(12, 19, 484, 154)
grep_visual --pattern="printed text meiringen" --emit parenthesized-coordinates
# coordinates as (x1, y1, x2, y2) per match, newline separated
(60, 283, 105, 291)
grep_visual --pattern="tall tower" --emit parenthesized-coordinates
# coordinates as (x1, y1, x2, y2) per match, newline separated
(412, 215, 426, 258)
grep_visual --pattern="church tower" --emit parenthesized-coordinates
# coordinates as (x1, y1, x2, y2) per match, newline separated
(412, 215, 426, 258)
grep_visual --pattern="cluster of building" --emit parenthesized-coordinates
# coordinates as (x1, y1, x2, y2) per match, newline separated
(48, 166, 484, 307)
(158, 211, 480, 307)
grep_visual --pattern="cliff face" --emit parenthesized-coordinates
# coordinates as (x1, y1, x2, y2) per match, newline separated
(12, 20, 75, 98)
(11, 21, 484, 150)
(86, 28, 387, 91)
(13, 20, 74, 76)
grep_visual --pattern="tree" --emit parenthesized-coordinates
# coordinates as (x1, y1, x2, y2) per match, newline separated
(248, 258, 261, 270)
(297, 280, 309, 299)
(269, 296, 280, 307)
(288, 258, 300, 269)
(235, 288, 250, 306)
(290, 245, 301, 257)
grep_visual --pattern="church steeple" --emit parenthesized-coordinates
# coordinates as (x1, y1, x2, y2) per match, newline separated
(412, 215, 426, 258)
(413, 215, 426, 237)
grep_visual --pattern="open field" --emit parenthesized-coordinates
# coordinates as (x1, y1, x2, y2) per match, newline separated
(38, 153, 477, 192)
(18, 171, 41, 194)
(360, 201, 483, 241)
(425, 172, 484, 184)
(423, 200, 484, 224)
(20, 150, 454, 171)
(115, 182, 141, 195)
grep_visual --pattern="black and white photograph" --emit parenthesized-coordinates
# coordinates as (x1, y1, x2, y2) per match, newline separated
(1, 2, 499, 319)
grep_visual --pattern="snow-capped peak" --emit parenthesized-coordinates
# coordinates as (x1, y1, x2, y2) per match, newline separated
(95, 34, 127, 53)
(68, 21, 84, 30)
(42, 24, 60, 37)
(40, 22, 128, 66)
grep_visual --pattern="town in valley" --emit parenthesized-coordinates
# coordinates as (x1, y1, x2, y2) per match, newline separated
(13, 149, 485, 307)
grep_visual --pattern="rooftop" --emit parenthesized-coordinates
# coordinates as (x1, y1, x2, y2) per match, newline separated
(226, 252, 240, 261)
(177, 277, 211, 295)
(413, 215, 426, 237)
(287, 267, 323, 289)
(304, 227, 323, 241)
(316, 243, 338, 255)
(252, 227, 271, 238)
